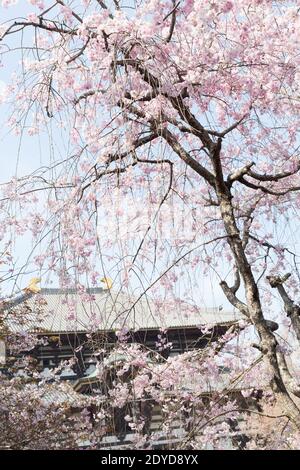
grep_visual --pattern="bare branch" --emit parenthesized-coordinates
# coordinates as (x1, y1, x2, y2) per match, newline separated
(248, 162, 300, 182)
(267, 273, 300, 342)
(207, 113, 249, 138)
(219, 280, 249, 317)
(165, 1, 180, 43)
(161, 127, 216, 187)
(227, 162, 255, 185)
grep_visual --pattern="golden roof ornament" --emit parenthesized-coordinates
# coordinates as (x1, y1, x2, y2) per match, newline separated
(23, 277, 41, 294)
(100, 277, 112, 290)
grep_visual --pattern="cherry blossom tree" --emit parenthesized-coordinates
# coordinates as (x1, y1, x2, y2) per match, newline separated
(1, 0, 300, 449)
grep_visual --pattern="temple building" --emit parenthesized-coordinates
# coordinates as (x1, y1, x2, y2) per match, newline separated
(2, 282, 243, 378)
(1, 280, 251, 449)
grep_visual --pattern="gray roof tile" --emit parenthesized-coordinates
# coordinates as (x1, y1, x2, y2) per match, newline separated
(4, 288, 244, 333)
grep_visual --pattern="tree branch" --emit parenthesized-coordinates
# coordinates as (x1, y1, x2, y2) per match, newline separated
(161, 127, 216, 187)
(267, 273, 300, 342)
(165, 1, 180, 43)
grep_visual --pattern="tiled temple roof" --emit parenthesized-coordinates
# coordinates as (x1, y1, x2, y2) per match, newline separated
(3, 288, 244, 334)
